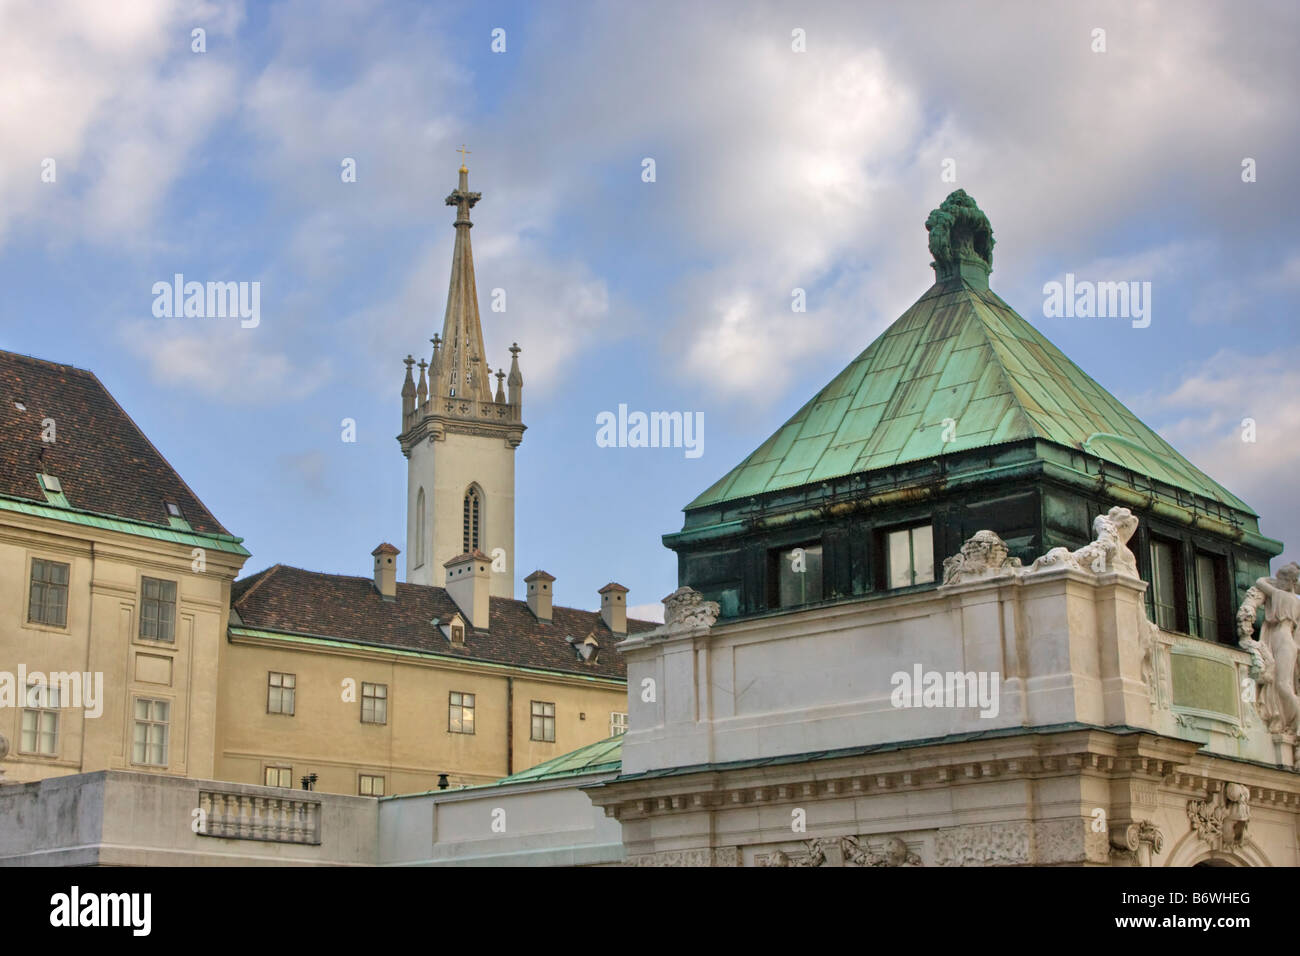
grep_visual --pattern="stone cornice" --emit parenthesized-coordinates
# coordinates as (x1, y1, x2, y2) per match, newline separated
(585, 729, 1208, 820)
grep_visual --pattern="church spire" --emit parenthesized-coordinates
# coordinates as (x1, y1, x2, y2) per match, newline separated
(434, 161, 493, 403)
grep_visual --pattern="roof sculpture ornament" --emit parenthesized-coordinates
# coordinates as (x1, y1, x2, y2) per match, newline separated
(941, 530, 1022, 585)
(941, 507, 1160, 709)
(925, 188, 995, 281)
(654, 586, 720, 635)
(1237, 562, 1300, 747)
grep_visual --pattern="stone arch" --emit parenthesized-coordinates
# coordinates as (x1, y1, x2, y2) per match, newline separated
(1163, 830, 1270, 867)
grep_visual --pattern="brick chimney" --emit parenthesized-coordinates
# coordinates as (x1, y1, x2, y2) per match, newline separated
(372, 543, 399, 601)
(525, 570, 555, 622)
(599, 582, 628, 635)
(445, 550, 491, 629)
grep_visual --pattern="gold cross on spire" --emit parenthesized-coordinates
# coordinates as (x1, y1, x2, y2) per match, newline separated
(457, 144, 471, 170)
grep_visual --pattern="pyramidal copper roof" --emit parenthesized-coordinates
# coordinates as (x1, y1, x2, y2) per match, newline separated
(689, 191, 1252, 515)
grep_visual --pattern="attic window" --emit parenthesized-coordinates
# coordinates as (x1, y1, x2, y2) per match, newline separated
(38, 473, 69, 508)
(165, 502, 183, 518)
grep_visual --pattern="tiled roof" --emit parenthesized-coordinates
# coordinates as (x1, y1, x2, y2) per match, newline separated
(231, 565, 655, 679)
(688, 278, 1254, 515)
(0, 349, 229, 535)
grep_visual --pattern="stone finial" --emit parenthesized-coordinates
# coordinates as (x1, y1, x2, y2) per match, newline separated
(941, 530, 1021, 585)
(495, 368, 506, 404)
(660, 586, 720, 632)
(417, 358, 428, 406)
(507, 342, 523, 406)
(402, 356, 417, 417)
(925, 189, 995, 286)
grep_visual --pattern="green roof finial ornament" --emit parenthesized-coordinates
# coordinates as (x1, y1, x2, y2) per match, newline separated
(925, 189, 995, 287)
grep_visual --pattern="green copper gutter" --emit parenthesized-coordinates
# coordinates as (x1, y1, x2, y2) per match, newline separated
(665, 448, 1280, 557)
(0, 492, 250, 556)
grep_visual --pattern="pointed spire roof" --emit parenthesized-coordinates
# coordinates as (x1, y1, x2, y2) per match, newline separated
(434, 163, 493, 403)
(688, 192, 1253, 515)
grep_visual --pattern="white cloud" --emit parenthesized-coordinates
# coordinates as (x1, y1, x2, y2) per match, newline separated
(116, 319, 330, 405)
(0, 0, 241, 246)
(1131, 347, 1300, 566)
(627, 602, 665, 624)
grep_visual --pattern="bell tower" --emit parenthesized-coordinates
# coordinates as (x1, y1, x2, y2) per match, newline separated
(398, 159, 525, 598)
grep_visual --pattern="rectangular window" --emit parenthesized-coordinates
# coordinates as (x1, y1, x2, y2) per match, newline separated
(267, 672, 296, 715)
(449, 691, 475, 734)
(1149, 539, 1182, 632)
(139, 576, 177, 642)
(132, 698, 170, 766)
(775, 543, 823, 608)
(28, 558, 69, 627)
(1195, 552, 1228, 643)
(886, 525, 935, 589)
(610, 712, 628, 736)
(264, 765, 292, 788)
(361, 682, 387, 725)
(359, 774, 385, 796)
(531, 700, 555, 742)
(20, 683, 60, 756)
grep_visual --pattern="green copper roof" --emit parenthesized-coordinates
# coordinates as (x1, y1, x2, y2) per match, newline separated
(489, 734, 624, 786)
(689, 195, 1251, 514)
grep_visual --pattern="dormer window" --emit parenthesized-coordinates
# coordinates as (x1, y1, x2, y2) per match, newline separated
(38, 474, 69, 508)
(567, 633, 601, 663)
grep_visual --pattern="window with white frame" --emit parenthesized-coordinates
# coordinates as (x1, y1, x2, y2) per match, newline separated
(267, 672, 296, 715)
(361, 682, 387, 724)
(132, 698, 170, 766)
(20, 682, 60, 755)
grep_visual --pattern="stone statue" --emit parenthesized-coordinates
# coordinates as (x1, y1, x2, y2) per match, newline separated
(941, 530, 1022, 585)
(943, 509, 1159, 705)
(1237, 563, 1300, 736)
(1029, 506, 1140, 578)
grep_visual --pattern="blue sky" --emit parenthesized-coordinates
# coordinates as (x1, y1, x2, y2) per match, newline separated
(1, 0, 1297, 619)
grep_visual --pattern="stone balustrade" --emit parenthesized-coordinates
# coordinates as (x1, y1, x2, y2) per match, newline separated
(197, 790, 321, 845)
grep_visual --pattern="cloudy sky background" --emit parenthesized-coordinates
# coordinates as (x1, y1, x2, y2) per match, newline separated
(1, 0, 1296, 619)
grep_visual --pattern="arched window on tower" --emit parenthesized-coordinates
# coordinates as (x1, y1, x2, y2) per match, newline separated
(414, 488, 426, 568)
(463, 485, 482, 554)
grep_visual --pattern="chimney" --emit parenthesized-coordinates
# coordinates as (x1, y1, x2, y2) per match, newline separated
(525, 570, 555, 622)
(599, 582, 628, 635)
(444, 550, 491, 629)
(372, 543, 399, 600)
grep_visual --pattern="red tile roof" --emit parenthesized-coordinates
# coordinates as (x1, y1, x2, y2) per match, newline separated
(231, 565, 655, 679)
(0, 349, 229, 534)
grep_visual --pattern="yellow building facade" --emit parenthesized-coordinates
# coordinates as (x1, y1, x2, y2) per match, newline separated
(1, 166, 646, 798)
(215, 625, 630, 794)
(0, 350, 250, 786)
